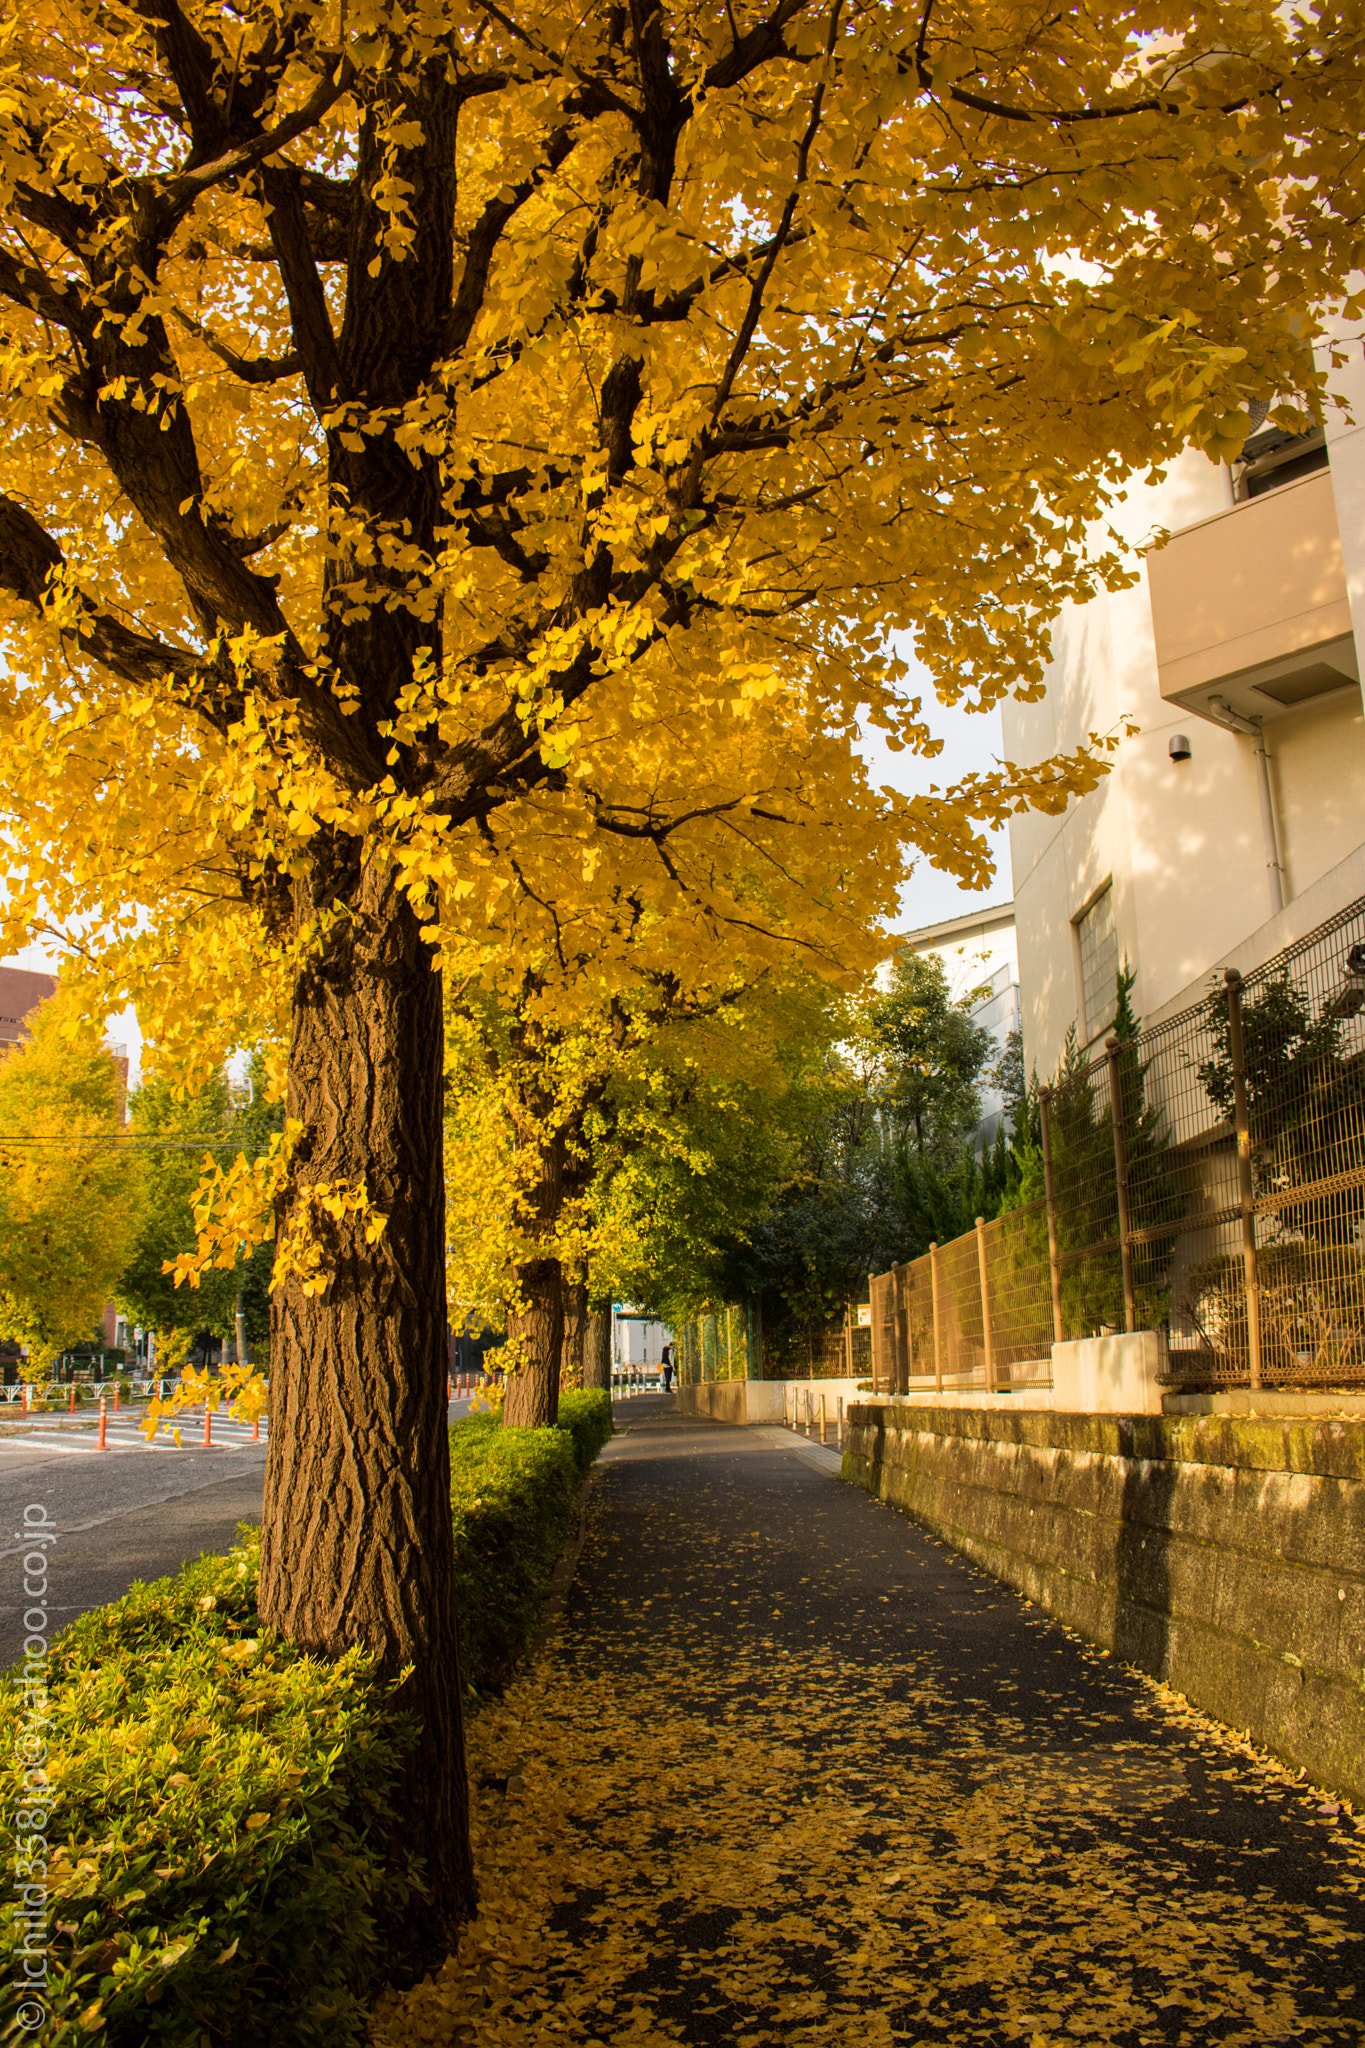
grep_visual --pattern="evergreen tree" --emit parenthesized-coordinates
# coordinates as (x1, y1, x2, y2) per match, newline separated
(1198, 970, 1365, 1249)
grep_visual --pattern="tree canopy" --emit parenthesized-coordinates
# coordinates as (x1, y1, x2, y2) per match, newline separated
(0, 997, 142, 1373)
(2, 0, 1363, 1965)
(118, 1057, 280, 1366)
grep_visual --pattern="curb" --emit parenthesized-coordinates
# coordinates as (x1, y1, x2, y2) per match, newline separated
(525, 1460, 599, 1662)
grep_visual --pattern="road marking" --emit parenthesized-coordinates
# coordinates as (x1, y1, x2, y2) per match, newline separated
(0, 1425, 268, 1456)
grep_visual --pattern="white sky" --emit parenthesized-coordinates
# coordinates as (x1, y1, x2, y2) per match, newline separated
(858, 640, 1014, 935)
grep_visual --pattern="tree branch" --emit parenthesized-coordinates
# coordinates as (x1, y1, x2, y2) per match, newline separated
(0, 492, 200, 690)
(0, 243, 91, 333)
(161, 55, 357, 218)
(170, 307, 301, 384)
(443, 126, 580, 357)
(703, 0, 813, 91)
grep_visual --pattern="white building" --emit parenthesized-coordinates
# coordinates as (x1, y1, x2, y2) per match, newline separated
(612, 1308, 673, 1368)
(898, 901, 1021, 1140)
(1004, 333, 1365, 1076)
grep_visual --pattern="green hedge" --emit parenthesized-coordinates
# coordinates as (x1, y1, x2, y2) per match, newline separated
(452, 1388, 612, 1698)
(1, 1394, 612, 2046)
(554, 1387, 615, 1474)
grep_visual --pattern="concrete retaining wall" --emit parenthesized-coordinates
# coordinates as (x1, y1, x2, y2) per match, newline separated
(845, 1404, 1365, 1805)
(677, 1378, 866, 1427)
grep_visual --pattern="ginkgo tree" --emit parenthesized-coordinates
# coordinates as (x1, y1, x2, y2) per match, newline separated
(0, 994, 142, 1374)
(442, 946, 840, 1422)
(1, 0, 1362, 1960)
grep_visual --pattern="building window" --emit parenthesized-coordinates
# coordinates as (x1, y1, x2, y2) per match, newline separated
(1232, 421, 1328, 501)
(1076, 885, 1118, 1041)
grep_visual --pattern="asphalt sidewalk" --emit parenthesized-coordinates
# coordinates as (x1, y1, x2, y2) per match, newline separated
(377, 1395, 1365, 2047)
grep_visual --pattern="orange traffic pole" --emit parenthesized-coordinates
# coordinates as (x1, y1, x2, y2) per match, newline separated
(20, 1382, 28, 1415)
(252, 1412, 260, 1442)
(113, 1383, 120, 1415)
(202, 1403, 212, 1448)
(68, 1378, 76, 1414)
(97, 1394, 108, 1450)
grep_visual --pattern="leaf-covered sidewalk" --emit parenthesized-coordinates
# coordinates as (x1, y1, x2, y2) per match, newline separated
(374, 1400, 1365, 2047)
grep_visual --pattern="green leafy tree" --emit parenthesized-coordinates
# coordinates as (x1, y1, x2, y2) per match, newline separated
(1003, 965, 1182, 1335)
(118, 1057, 281, 1368)
(992, 1027, 1042, 1151)
(892, 1123, 1022, 1250)
(871, 953, 995, 1163)
(0, 996, 144, 1375)
(1198, 971, 1365, 1248)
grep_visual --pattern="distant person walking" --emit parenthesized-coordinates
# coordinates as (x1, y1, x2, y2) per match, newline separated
(661, 1342, 674, 1394)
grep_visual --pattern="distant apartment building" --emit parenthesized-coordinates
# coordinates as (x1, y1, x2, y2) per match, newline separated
(0, 964, 56, 1052)
(897, 900, 1020, 1141)
(1004, 330, 1365, 1075)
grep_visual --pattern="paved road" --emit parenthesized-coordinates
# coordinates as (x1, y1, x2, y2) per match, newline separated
(0, 1421, 269, 1670)
(0, 1394, 494, 1668)
(379, 1396, 1365, 2048)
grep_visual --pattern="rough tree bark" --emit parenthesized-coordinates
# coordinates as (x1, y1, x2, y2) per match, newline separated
(559, 1277, 588, 1389)
(582, 1303, 612, 1391)
(502, 1112, 567, 1428)
(503, 1258, 564, 1427)
(259, 852, 474, 1961)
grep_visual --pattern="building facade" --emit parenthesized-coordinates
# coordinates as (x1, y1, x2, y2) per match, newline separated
(897, 900, 1021, 1140)
(1004, 336, 1365, 1077)
(0, 965, 57, 1053)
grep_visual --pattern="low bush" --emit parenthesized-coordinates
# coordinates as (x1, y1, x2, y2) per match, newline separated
(450, 1388, 611, 1699)
(2, 1538, 417, 2047)
(555, 1387, 614, 1475)
(1, 1398, 612, 2046)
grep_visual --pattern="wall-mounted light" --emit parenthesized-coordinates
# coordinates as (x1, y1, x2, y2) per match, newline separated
(1169, 733, 1192, 762)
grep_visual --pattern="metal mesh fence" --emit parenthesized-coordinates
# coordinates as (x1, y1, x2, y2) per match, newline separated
(868, 892, 1365, 1395)
(677, 1302, 871, 1384)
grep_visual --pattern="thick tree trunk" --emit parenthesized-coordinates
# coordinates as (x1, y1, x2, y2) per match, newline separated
(582, 1303, 612, 1391)
(502, 1258, 563, 1426)
(559, 1277, 588, 1390)
(501, 1107, 567, 1429)
(258, 855, 474, 1966)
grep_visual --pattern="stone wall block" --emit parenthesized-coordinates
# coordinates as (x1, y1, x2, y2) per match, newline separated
(1159, 1613, 1269, 1738)
(1267, 1669, 1365, 1809)
(1115, 1526, 1220, 1625)
(848, 1412, 1365, 1812)
(1210, 1549, 1349, 1675)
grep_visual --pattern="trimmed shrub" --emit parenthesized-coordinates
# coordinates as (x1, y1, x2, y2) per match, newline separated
(449, 1390, 612, 1699)
(554, 1388, 614, 1476)
(2, 1400, 612, 2046)
(2, 1538, 417, 2047)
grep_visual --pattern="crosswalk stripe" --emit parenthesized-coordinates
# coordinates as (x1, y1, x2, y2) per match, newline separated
(0, 1424, 269, 1455)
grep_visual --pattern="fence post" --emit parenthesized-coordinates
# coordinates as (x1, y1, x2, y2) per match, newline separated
(1104, 1035, 1138, 1335)
(844, 1299, 853, 1378)
(930, 1242, 943, 1395)
(895, 1264, 909, 1395)
(869, 1272, 881, 1395)
(975, 1217, 996, 1391)
(1038, 1084, 1065, 1346)
(1225, 968, 1263, 1391)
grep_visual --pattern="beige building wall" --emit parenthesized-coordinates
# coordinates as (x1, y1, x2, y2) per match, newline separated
(1005, 357, 1365, 1079)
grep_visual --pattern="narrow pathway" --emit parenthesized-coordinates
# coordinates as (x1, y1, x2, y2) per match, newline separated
(377, 1398, 1365, 2047)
